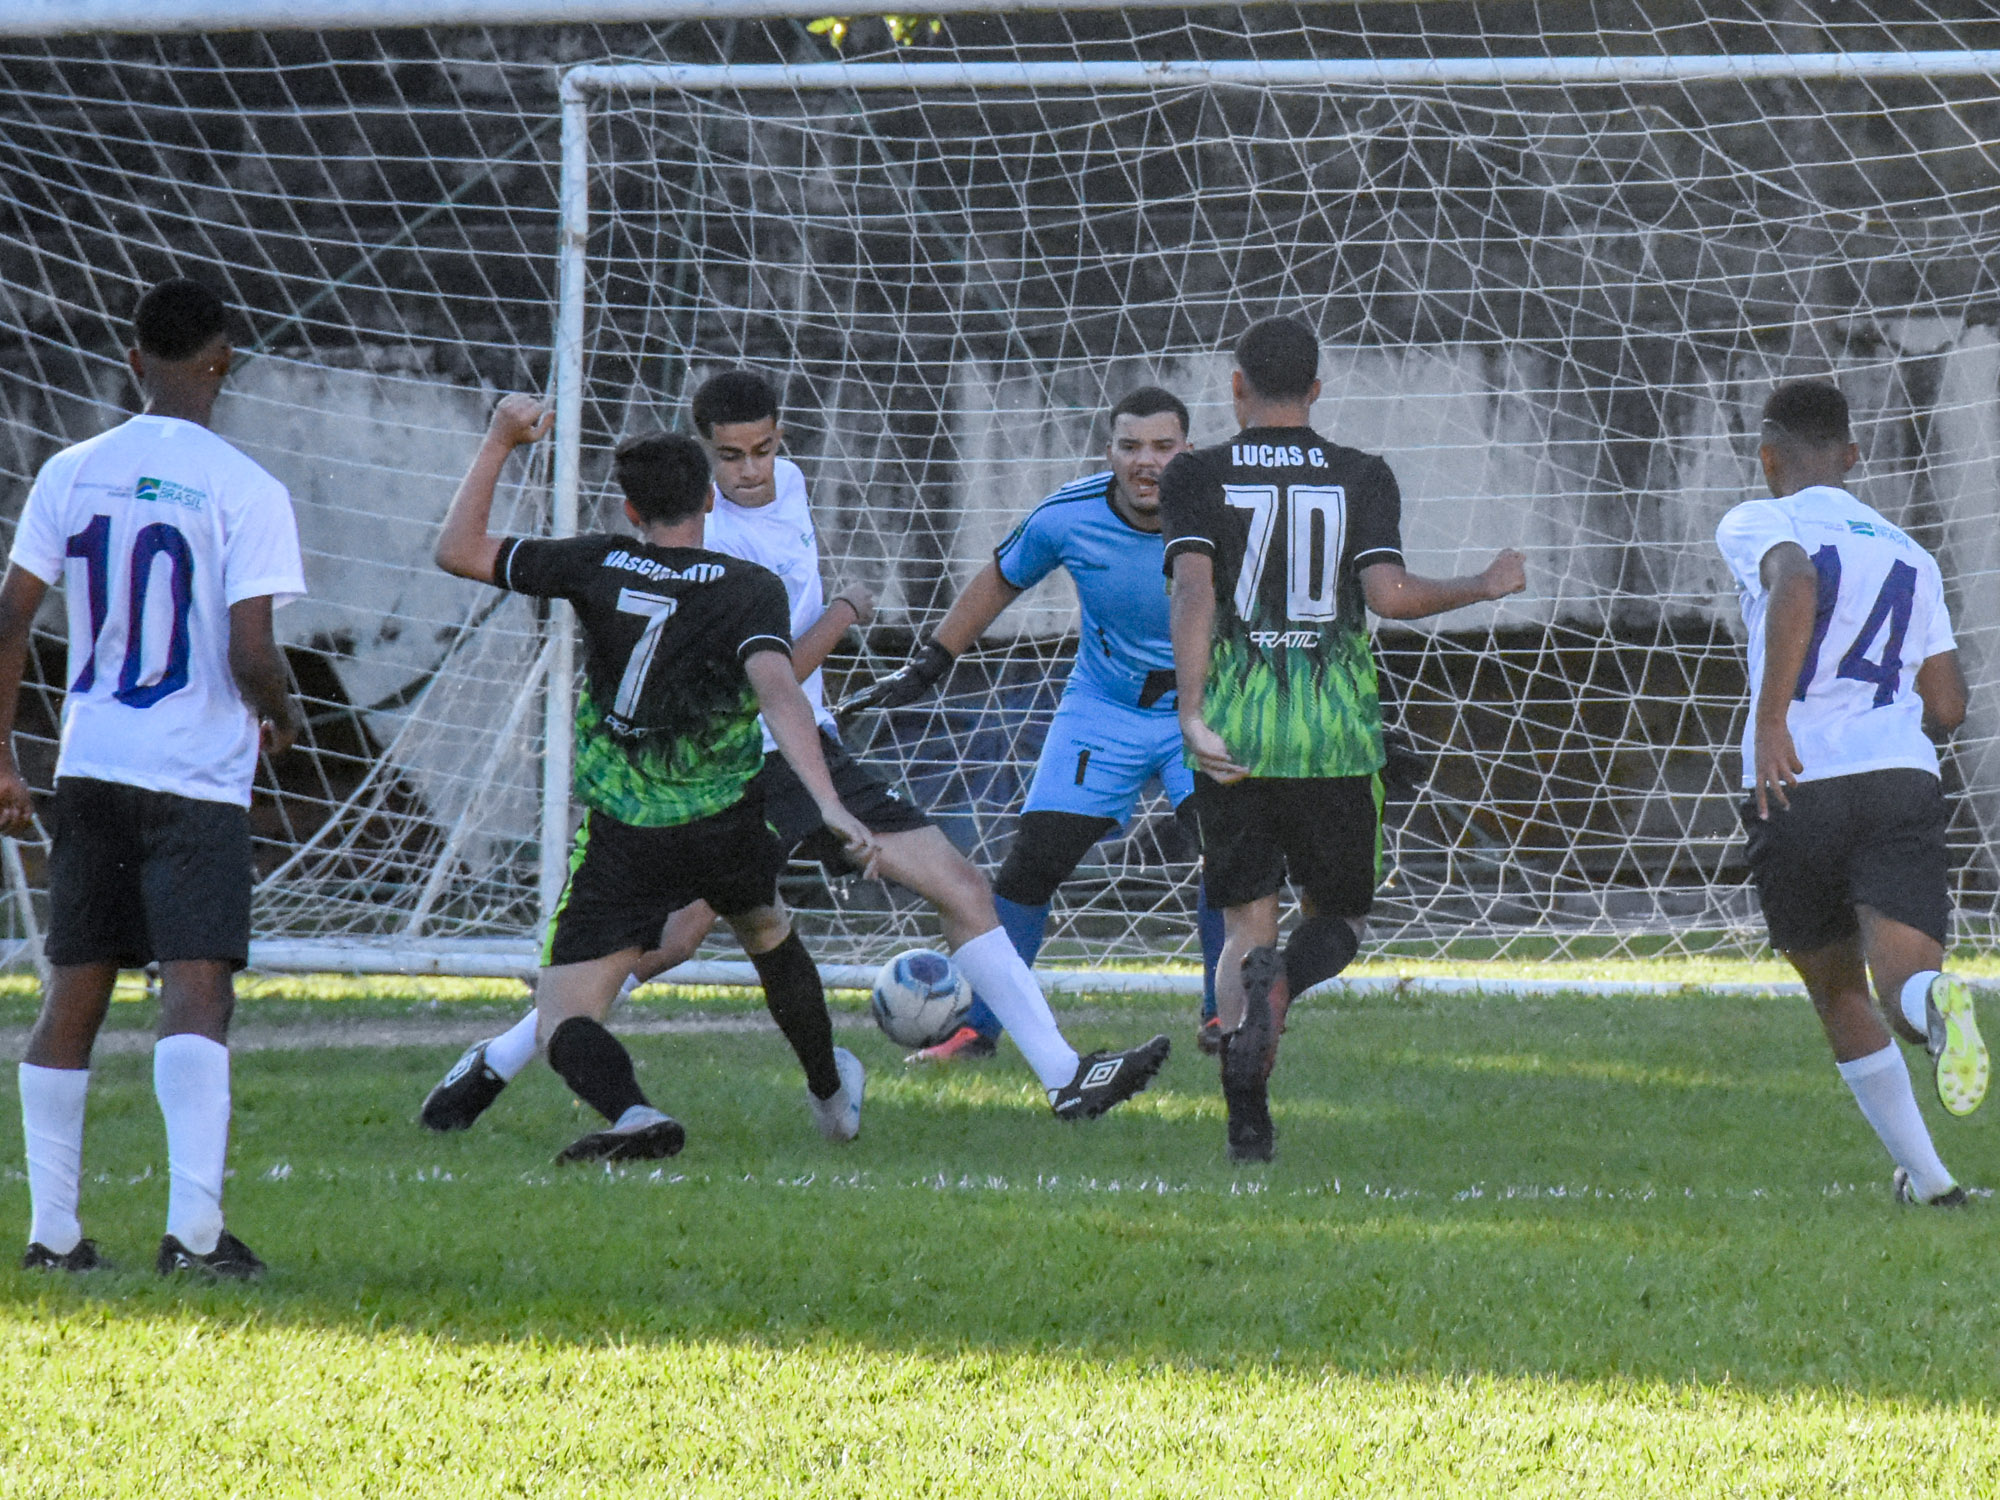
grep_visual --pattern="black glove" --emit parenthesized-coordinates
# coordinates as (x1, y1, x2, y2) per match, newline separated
(835, 639, 956, 716)
(1380, 724, 1431, 809)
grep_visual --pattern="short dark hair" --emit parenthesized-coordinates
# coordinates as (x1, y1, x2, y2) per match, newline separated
(689, 370, 780, 436)
(1107, 385, 1189, 437)
(1234, 317, 1319, 403)
(614, 431, 713, 525)
(132, 277, 231, 362)
(1761, 379, 1852, 448)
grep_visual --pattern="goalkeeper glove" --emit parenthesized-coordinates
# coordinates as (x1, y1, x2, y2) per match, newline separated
(837, 639, 956, 716)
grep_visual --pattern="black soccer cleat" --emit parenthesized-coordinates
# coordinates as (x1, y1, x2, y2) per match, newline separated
(1196, 1014, 1223, 1056)
(1893, 1167, 1971, 1209)
(421, 1041, 510, 1132)
(1048, 1034, 1171, 1121)
(1222, 947, 1280, 1164)
(157, 1229, 265, 1280)
(555, 1114, 686, 1165)
(22, 1238, 109, 1273)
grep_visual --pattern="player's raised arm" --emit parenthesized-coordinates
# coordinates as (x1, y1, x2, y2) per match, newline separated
(0, 565, 48, 835)
(747, 649, 881, 869)
(436, 394, 553, 582)
(836, 561, 1022, 715)
(1359, 550, 1526, 621)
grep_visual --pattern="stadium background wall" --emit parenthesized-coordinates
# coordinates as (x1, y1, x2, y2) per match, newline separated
(6, 6, 2000, 969)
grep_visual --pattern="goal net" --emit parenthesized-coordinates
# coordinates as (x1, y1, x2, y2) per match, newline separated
(6, 8, 2000, 978)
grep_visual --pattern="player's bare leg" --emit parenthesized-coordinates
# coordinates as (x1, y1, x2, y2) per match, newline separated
(19, 962, 117, 1270)
(22, 961, 118, 1070)
(722, 902, 862, 1141)
(850, 825, 1168, 1118)
(1786, 932, 1964, 1205)
(1857, 904, 1987, 1117)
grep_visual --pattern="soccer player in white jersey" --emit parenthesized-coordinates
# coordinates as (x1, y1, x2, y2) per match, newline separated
(0, 278, 306, 1275)
(420, 371, 1169, 1131)
(1716, 378, 1986, 1208)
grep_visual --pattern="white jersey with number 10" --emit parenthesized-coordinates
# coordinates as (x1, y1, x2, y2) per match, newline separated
(9, 414, 306, 807)
(1715, 483, 1955, 789)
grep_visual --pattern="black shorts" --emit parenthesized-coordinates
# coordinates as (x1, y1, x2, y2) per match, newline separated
(1187, 773, 1382, 915)
(44, 777, 253, 970)
(752, 729, 932, 872)
(1740, 767, 1950, 951)
(543, 795, 788, 967)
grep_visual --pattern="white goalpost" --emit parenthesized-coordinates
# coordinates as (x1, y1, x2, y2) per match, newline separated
(7, 9, 2000, 986)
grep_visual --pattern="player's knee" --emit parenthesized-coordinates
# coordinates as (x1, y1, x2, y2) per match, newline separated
(994, 812, 1113, 906)
(1282, 915, 1359, 997)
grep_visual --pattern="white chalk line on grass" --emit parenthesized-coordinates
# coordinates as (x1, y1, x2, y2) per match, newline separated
(11, 1161, 1962, 1207)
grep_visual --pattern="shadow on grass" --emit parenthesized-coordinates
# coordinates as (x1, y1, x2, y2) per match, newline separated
(3, 991, 1996, 1404)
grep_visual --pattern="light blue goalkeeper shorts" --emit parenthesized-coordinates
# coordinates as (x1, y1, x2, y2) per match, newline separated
(1020, 685, 1194, 825)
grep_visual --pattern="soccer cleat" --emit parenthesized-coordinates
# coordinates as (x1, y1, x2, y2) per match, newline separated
(905, 1025, 998, 1065)
(157, 1229, 265, 1280)
(555, 1109, 686, 1165)
(1196, 1014, 1223, 1056)
(22, 1238, 108, 1273)
(1222, 947, 1280, 1164)
(421, 1040, 509, 1132)
(1048, 1034, 1171, 1121)
(1893, 1167, 1970, 1209)
(1924, 974, 1988, 1118)
(809, 1046, 867, 1143)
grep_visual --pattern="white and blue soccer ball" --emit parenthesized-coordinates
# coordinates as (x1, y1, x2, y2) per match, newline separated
(870, 948, 973, 1048)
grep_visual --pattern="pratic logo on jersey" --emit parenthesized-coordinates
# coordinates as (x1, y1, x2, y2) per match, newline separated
(1231, 444, 1328, 469)
(603, 549, 725, 585)
(1251, 630, 1321, 649)
(134, 476, 206, 511)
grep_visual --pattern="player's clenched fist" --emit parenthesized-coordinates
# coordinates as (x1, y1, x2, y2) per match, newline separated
(1481, 548, 1527, 600)
(486, 393, 553, 450)
(0, 763, 33, 837)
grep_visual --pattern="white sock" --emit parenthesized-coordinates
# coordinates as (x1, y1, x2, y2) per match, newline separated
(153, 1035, 232, 1256)
(19, 1063, 89, 1255)
(485, 1009, 541, 1081)
(951, 926, 1079, 1090)
(1900, 971, 1940, 1038)
(1836, 1043, 1955, 1201)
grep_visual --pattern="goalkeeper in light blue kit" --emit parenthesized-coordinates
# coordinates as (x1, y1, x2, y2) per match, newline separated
(845, 386, 1228, 1059)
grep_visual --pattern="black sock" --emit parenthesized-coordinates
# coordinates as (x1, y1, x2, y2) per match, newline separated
(750, 931, 841, 1099)
(546, 1016, 648, 1124)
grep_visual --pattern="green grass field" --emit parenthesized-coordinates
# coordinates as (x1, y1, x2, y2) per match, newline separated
(4, 978, 2000, 1496)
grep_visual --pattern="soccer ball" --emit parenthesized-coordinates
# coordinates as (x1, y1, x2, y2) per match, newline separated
(869, 948, 973, 1048)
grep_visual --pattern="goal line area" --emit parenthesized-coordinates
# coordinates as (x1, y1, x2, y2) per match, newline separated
(7, 12, 2000, 990)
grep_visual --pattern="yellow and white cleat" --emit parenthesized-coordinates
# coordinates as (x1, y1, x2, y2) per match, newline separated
(1925, 974, 1989, 1118)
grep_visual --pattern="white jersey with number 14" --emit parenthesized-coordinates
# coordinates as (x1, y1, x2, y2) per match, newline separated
(1715, 484, 1955, 789)
(9, 414, 306, 807)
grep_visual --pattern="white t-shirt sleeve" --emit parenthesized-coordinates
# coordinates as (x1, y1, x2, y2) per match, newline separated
(1714, 500, 1797, 593)
(222, 473, 307, 609)
(8, 460, 72, 586)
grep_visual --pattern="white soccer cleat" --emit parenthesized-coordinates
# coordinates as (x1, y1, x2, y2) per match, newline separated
(809, 1046, 866, 1143)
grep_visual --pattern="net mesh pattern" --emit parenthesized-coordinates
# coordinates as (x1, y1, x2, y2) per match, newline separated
(5, 8, 2000, 967)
